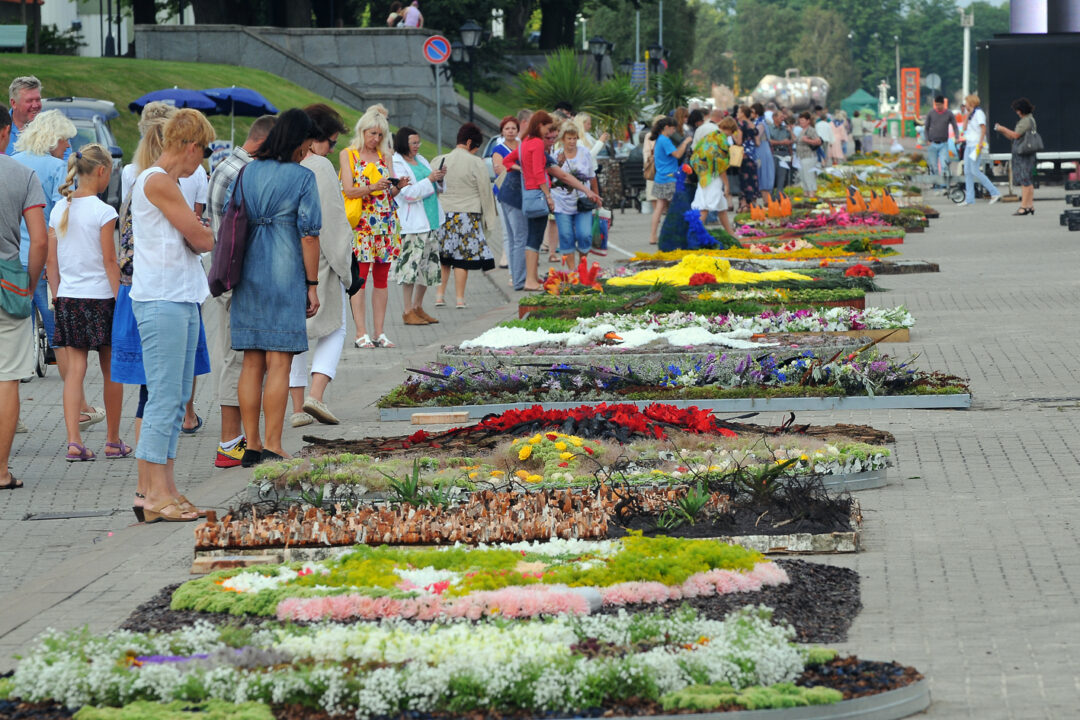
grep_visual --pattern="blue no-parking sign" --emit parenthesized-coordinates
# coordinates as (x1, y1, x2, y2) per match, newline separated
(423, 35, 451, 65)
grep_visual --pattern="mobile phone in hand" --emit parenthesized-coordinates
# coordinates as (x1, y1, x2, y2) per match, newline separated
(439, 158, 446, 170)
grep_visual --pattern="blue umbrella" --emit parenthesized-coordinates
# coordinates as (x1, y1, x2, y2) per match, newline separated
(201, 87, 279, 145)
(128, 88, 219, 115)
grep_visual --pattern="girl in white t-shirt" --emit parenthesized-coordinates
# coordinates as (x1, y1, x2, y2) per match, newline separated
(47, 144, 128, 462)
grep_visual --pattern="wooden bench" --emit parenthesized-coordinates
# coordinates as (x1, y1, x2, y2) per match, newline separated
(0, 25, 27, 51)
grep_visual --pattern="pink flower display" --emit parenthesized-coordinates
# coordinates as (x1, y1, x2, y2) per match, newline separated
(276, 563, 790, 622)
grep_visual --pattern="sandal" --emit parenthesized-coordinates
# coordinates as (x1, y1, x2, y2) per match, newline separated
(143, 498, 200, 523)
(104, 441, 133, 459)
(0, 475, 23, 491)
(375, 333, 396, 348)
(175, 494, 208, 518)
(181, 414, 203, 434)
(1013, 207, 1034, 216)
(133, 492, 146, 522)
(65, 442, 96, 462)
(353, 334, 375, 349)
(455, 301, 468, 309)
(434, 296, 446, 307)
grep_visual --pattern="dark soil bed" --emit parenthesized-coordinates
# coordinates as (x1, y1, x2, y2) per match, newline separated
(609, 500, 853, 538)
(119, 559, 859, 644)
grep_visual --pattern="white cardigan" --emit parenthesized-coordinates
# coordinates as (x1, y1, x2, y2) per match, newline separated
(392, 152, 443, 235)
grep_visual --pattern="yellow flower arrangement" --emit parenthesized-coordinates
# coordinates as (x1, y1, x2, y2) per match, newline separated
(554, 441, 567, 451)
(607, 256, 811, 287)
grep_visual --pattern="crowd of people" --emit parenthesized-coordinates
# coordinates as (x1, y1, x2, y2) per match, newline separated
(0, 75, 605, 521)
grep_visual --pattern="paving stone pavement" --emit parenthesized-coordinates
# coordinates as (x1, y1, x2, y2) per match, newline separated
(2, 181, 1078, 718)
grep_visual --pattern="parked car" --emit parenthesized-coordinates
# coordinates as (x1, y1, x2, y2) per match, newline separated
(41, 97, 123, 210)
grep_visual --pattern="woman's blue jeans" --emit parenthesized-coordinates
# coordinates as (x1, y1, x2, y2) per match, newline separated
(964, 155, 999, 204)
(132, 300, 199, 464)
(500, 201, 528, 290)
(555, 211, 593, 256)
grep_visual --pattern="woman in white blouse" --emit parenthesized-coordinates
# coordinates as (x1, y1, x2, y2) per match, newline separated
(129, 109, 215, 523)
(391, 126, 446, 325)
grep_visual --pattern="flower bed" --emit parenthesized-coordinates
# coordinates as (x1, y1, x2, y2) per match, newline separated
(173, 535, 783, 621)
(9, 605, 874, 718)
(804, 227, 905, 247)
(379, 350, 969, 409)
(489, 307, 914, 347)
(630, 245, 898, 263)
(607, 256, 812, 288)
(256, 432, 890, 496)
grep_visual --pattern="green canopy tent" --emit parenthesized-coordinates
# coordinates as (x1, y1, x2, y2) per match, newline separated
(840, 88, 878, 118)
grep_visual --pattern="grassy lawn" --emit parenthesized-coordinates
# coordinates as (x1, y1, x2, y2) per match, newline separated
(454, 82, 519, 122)
(6, 55, 440, 162)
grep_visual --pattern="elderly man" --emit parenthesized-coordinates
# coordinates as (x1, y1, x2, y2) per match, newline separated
(0, 107, 47, 489)
(205, 114, 276, 468)
(6, 76, 42, 156)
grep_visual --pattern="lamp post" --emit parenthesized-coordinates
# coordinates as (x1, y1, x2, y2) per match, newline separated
(959, 8, 974, 98)
(893, 35, 900, 102)
(459, 19, 483, 123)
(620, 58, 634, 76)
(589, 35, 608, 82)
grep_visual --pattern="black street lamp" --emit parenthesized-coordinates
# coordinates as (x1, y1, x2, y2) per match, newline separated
(459, 19, 483, 123)
(588, 35, 608, 82)
(619, 58, 634, 76)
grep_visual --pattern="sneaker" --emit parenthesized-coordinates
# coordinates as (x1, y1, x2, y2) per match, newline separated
(215, 439, 247, 468)
(303, 396, 340, 425)
(291, 412, 314, 428)
(989, 194, 1001, 205)
(16, 421, 27, 434)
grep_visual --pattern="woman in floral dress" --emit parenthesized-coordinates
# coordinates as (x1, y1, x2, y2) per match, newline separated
(736, 105, 759, 211)
(340, 104, 407, 349)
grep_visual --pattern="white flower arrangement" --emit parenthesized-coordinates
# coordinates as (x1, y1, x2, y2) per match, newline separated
(12, 608, 811, 718)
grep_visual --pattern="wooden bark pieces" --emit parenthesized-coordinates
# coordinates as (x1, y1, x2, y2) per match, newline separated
(192, 486, 729, 551)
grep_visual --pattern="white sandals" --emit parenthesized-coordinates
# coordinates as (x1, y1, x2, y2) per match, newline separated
(354, 334, 375, 349)
(375, 333, 396, 348)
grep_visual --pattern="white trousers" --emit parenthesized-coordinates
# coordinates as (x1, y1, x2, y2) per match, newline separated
(289, 284, 347, 388)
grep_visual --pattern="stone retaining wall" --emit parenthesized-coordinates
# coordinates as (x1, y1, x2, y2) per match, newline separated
(135, 25, 500, 141)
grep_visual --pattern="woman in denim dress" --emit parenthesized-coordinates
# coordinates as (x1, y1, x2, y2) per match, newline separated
(228, 109, 323, 466)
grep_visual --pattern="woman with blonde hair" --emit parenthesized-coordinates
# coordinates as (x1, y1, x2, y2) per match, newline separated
(960, 94, 1001, 206)
(340, 103, 406, 348)
(552, 120, 598, 267)
(11, 109, 75, 387)
(129, 108, 216, 522)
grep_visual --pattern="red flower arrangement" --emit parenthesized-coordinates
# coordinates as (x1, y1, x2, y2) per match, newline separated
(844, 263, 876, 278)
(688, 272, 717, 286)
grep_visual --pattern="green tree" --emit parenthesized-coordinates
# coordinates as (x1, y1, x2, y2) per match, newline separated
(587, 0, 697, 74)
(790, 6, 858, 100)
(690, 0, 733, 86)
(732, 0, 799, 92)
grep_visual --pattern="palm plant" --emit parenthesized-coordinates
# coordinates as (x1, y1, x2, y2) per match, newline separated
(514, 48, 598, 116)
(592, 73, 645, 134)
(655, 70, 702, 114)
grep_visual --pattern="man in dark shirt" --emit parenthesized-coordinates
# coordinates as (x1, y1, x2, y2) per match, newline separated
(923, 95, 959, 187)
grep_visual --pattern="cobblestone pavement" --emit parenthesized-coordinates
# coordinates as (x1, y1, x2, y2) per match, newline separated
(2, 180, 1078, 718)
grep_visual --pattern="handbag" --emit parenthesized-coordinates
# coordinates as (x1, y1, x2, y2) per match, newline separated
(590, 209, 611, 255)
(1015, 122, 1044, 156)
(344, 149, 367, 228)
(208, 164, 250, 298)
(0, 256, 32, 319)
(522, 188, 549, 219)
(728, 144, 745, 168)
(576, 194, 597, 213)
(643, 151, 656, 181)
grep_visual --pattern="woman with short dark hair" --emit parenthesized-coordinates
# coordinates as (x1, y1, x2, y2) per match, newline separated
(433, 123, 499, 308)
(392, 125, 445, 323)
(994, 97, 1037, 215)
(287, 104, 351, 429)
(229, 108, 323, 464)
